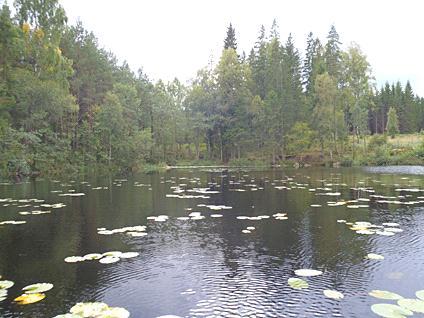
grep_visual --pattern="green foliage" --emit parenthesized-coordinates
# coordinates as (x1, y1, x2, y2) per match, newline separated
(386, 107, 400, 138)
(0, 3, 422, 179)
(286, 122, 316, 155)
(223, 23, 237, 50)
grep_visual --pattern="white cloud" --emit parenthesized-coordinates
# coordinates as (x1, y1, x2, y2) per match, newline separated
(61, 0, 424, 95)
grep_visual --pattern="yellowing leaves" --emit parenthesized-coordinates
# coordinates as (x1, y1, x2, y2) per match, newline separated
(14, 293, 46, 305)
(22, 23, 30, 34)
(34, 28, 45, 40)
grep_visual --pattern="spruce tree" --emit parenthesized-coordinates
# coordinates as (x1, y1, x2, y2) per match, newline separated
(224, 23, 237, 50)
(325, 25, 341, 81)
(302, 32, 315, 94)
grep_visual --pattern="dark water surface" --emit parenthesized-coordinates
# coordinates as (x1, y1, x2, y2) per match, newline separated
(1, 167, 424, 317)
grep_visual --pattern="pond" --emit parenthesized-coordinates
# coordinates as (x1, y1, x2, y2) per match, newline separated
(1, 167, 424, 317)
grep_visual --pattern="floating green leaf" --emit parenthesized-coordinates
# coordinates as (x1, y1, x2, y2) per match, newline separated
(0, 280, 14, 289)
(371, 303, 413, 318)
(294, 269, 322, 277)
(83, 253, 103, 260)
(288, 278, 308, 289)
(323, 289, 344, 300)
(22, 283, 53, 294)
(69, 302, 130, 318)
(99, 256, 120, 264)
(398, 299, 424, 313)
(416, 290, 424, 301)
(369, 290, 404, 300)
(120, 252, 139, 259)
(367, 253, 385, 260)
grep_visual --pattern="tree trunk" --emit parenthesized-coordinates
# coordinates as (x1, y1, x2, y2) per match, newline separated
(108, 134, 112, 166)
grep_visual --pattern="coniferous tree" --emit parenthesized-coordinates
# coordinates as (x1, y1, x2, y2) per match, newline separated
(302, 32, 315, 94)
(223, 23, 237, 50)
(325, 25, 342, 81)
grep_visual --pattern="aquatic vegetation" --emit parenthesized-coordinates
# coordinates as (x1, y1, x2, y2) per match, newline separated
(13, 282, 54, 305)
(0, 279, 14, 302)
(371, 303, 413, 318)
(65, 251, 138, 265)
(288, 278, 308, 289)
(323, 289, 344, 300)
(0, 220, 26, 225)
(22, 283, 54, 293)
(97, 225, 147, 236)
(58, 193, 85, 197)
(53, 302, 130, 317)
(294, 269, 323, 277)
(369, 290, 404, 300)
(0, 280, 14, 289)
(416, 290, 424, 301)
(14, 293, 46, 305)
(397, 299, 424, 313)
(367, 253, 385, 260)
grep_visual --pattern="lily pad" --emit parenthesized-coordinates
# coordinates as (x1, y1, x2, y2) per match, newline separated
(0, 280, 14, 289)
(14, 293, 46, 305)
(83, 253, 103, 260)
(416, 290, 424, 301)
(68, 302, 130, 317)
(323, 289, 344, 300)
(398, 299, 424, 313)
(294, 269, 323, 277)
(102, 251, 123, 258)
(288, 278, 308, 289)
(371, 303, 413, 318)
(22, 283, 53, 294)
(120, 252, 139, 259)
(70, 302, 109, 316)
(98, 307, 130, 318)
(99, 256, 120, 264)
(64, 256, 85, 263)
(367, 253, 385, 260)
(369, 290, 404, 300)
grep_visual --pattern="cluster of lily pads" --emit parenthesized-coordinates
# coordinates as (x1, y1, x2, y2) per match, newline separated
(97, 225, 147, 237)
(337, 220, 403, 236)
(65, 251, 139, 264)
(147, 215, 170, 222)
(54, 302, 130, 318)
(241, 226, 256, 234)
(0, 278, 53, 305)
(287, 268, 344, 300)
(369, 289, 424, 317)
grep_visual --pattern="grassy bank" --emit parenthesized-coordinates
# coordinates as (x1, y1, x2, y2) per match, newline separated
(2, 134, 423, 181)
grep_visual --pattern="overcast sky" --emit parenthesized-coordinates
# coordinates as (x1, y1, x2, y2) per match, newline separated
(60, 0, 424, 95)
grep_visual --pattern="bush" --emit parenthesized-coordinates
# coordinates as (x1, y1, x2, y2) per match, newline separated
(368, 134, 388, 149)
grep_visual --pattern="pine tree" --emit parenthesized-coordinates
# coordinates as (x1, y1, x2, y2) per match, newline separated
(386, 107, 399, 138)
(224, 23, 237, 50)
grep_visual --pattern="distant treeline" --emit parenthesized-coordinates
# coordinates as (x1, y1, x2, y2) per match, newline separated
(0, 1, 423, 177)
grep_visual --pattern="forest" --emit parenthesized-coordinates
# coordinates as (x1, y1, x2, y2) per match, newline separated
(0, 0, 423, 178)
